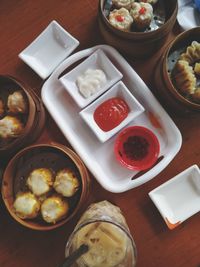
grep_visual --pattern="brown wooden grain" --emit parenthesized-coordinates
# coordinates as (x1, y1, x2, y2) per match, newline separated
(0, 1, 200, 267)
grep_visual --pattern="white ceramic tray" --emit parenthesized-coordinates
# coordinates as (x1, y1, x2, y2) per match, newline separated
(41, 45, 182, 193)
(149, 165, 200, 230)
(19, 20, 79, 79)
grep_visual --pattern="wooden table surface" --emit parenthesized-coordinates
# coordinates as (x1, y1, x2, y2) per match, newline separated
(0, 1, 200, 267)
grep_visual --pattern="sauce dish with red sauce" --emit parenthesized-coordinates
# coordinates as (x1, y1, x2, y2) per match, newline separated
(79, 81, 144, 142)
(114, 126, 160, 171)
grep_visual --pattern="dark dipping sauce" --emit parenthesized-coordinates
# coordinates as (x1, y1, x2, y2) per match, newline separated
(93, 97, 129, 132)
(123, 135, 149, 161)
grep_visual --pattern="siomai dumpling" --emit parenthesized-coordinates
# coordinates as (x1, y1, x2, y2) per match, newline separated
(112, 0, 135, 10)
(172, 60, 196, 95)
(130, 2, 153, 30)
(27, 168, 54, 197)
(0, 98, 4, 116)
(0, 115, 23, 139)
(109, 8, 133, 32)
(53, 168, 80, 197)
(13, 192, 40, 219)
(138, 0, 158, 5)
(41, 195, 69, 224)
(7, 91, 27, 114)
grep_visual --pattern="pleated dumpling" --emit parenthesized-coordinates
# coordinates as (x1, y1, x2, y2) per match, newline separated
(0, 116, 24, 139)
(0, 98, 4, 116)
(13, 192, 40, 219)
(26, 168, 54, 197)
(180, 41, 200, 65)
(194, 62, 200, 75)
(41, 195, 69, 224)
(192, 87, 200, 103)
(53, 168, 79, 197)
(112, 0, 135, 10)
(172, 60, 196, 95)
(7, 91, 27, 114)
(130, 2, 153, 30)
(138, 0, 158, 5)
(109, 8, 133, 32)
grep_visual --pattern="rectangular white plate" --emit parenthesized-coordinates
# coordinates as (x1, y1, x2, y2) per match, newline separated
(59, 49, 123, 108)
(149, 165, 200, 229)
(19, 20, 79, 79)
(41, 45, 182, 193)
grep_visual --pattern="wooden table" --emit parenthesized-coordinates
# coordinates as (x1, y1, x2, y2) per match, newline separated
(0, 1, 200, 267)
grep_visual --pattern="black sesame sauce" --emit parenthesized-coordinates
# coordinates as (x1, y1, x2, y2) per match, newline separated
(123, 136, 149, 161)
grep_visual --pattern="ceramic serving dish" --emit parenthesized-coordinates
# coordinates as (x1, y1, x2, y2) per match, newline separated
(41, 45, 182, 193)
(19, 20, 79, 79)
(59, 49, 122, 108)
(80, 81, 144, 142)
(1, 143, 90, 230)
(114, 126, 160, 171)
(149, 165, 200, 230)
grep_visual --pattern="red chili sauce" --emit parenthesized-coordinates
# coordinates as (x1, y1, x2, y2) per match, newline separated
(123, 135, 149, 160)
(94, 97, 129, 132)
(115, 15, 124, 22)
(139, 7, 147, 15)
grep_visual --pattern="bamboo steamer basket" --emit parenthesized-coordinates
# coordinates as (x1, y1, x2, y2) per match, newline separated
(1, 143, 90, 231)
(98, 0, 178, 58)
(0, 75, 45, 160)
(154, 27, 200, 114)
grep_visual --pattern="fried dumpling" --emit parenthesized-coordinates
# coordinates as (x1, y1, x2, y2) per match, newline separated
(194, 63, 200, 75)
(180, 41, 200, 65)
(0, 115, 23, 139)
(0, 98, 4, 116)
(41, 195, 69, 224)
(13, 192, 40, 219)
(7, 91, 27, 114)
(192, 87, 200, 103)
(53, 168, 80, 197)
(172, 60, 196, 95)
(27, 168, 54, 197)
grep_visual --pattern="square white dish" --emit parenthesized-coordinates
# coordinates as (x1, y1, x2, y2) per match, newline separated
(149, 165, 200, 230)
(41, 45, 182, 193)
(59, 49, 123, 108)
(19, 20, 79, 79)
(80, 81, 145, 142)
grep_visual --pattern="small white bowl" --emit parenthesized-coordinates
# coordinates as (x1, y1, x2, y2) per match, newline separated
(79, 81, 145, 143)
(19, 20, 79, 79)
(59, 49, 123, 108)
(149, 165, 200, 230)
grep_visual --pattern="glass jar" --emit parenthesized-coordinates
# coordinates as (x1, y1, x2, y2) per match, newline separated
(65, 200, 137, 267)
